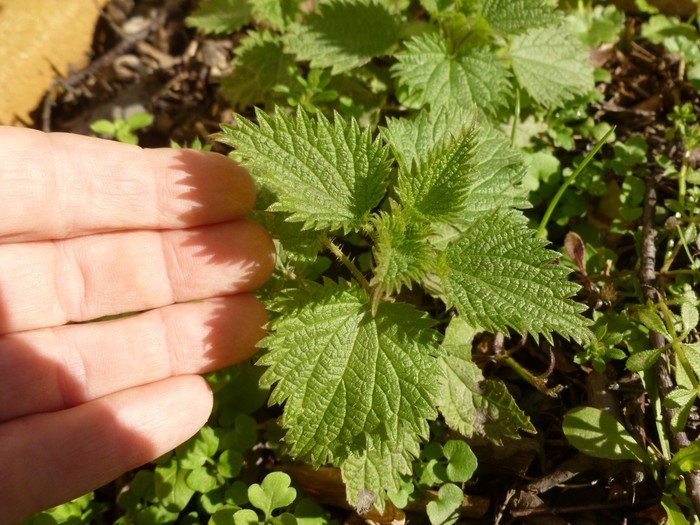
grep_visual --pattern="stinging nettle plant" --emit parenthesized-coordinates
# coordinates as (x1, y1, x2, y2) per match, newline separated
(202, 0, 597, 510)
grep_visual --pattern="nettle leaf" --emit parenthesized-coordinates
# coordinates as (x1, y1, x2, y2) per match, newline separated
(382, 108, 528, 217)
(509, 23, 594, 107)
(370, 210, 436, 296)
(381, 106, 471, 172)
(249, 0, 299, 30)
(437, 317, 535, 441)
(392, 32, 511, 115)
(217, 108, 390, 233)
(397, 125, 478, 222)
(439, 209, 590, 342)
(259, 279, 441, 471)
(481, 0, 559, 35)
(185, 0, 252, 35)
(253, 187, 322, 265)
(221, 30, 295, 110)
(283, 0, 400, 74)
(342, 431, 419, 506)
(465, 123, 529, 215)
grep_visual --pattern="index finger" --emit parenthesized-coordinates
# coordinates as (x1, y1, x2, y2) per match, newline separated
(0, 126, 254, 243)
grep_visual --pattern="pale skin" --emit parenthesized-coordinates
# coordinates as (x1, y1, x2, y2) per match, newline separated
(0, 126, 275, 522)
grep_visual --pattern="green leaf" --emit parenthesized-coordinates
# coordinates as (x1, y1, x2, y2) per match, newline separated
(186, 0, 252, 34)
(248, 472, 297, 519)
(665, 388, 698, 432)
(439, 209, 589, 343)
(680, 300, 699, 336)
(669, 441, 700, 479)
(509, 24, 594, 107)
(249, 0, 299, 30)
(426, 483, 462, 525)
(89, 119, 116, 136)
(626, 348, 664, 372)
(481, 0, 558, 35)
(341, 431, 419, 507)
(661, 494, 690, 525)
(443, 440, 477, 483)
(233, 509, 260, 525)
(217, 108, 390, 233)
(220, 413, 258, 451)
(465, 123, 530, 215)
(382, 108, 528, 217)
(186, 466, 220, 493)
(221, 30, 295, 110)
(283, 0, 400, 74)
(396, 124, 477, 222)
(392, 32, 511, 115)
(259, 279, 441, 468)
(176, 426, 219, 469)
(155, 458, 196, 512)
(563, 407, 649, 464)
(370, 210, 435, 296)
(125, 112, 153, 130)
(294, 499, 333, 525)
(218, 449, 244, 478)
(437, 317, 535, 441)
(252, 187, 322, 265)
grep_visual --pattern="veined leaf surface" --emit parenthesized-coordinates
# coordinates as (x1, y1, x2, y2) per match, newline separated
(439, 209, 590, 342)
(481, 0, 559, 35)
(217, 108, 390, 233)
(510, 24, 594, 107)
(258, 280, 441, 471)
(283, 0, 400, 74)
(392, 32, 511, 115)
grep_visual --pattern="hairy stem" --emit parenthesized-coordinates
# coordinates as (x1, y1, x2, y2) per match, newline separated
(320, 235, 371, 294)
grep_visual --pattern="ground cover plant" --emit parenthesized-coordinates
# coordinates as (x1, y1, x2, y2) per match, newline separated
(24, 0, 700, 523)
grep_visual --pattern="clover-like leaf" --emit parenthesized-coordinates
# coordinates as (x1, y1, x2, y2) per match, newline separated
(175, 426, 219, 470)
(426, 483, 463, 525)
(217, 108, 390, 233)
(248, 472, 297, 520)
(443, 440, 477, 483)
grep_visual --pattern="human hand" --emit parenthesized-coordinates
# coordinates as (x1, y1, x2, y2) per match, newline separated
(0, 127, 274, 522)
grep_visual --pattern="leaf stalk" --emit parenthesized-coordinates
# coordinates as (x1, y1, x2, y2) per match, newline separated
(536, 126, 615, 240)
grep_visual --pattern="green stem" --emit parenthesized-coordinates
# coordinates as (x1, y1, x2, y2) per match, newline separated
(320, 235, 371, 294)
(499, 356, 562, 397)
(679, 150, 690, 206)
(536, 126, 616, 240)
(659, 301, 698, 389)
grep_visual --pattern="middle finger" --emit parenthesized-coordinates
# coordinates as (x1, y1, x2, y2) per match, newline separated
(0, 220, 274, 335)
